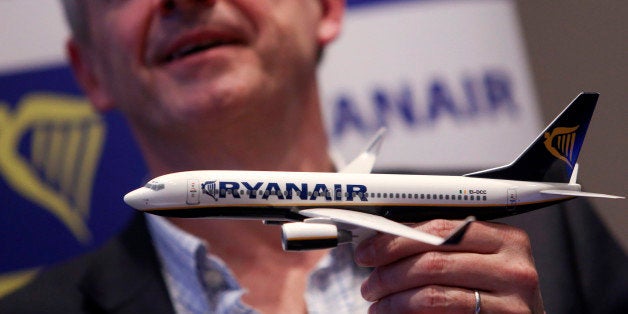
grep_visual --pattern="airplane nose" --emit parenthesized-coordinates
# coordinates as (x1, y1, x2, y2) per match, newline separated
(124, 188, 148, 210)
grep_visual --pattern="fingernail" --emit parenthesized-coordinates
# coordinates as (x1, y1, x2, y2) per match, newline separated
(368, 303, 377, 314)
(361, 278, 375, 301)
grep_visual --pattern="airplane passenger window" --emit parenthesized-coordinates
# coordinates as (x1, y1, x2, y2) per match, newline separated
(421, 194, 425, 199)
(483, 196, 487, 201)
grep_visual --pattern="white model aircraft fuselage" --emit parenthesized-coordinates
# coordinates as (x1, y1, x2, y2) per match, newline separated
(126, 170, 578, 222)
(124, 93, 623, 250)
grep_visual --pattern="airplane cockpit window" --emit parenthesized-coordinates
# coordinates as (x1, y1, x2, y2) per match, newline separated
(144, 182, 165, 191)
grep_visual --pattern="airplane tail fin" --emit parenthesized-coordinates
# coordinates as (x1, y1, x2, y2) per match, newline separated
(465, 93, 598, 183)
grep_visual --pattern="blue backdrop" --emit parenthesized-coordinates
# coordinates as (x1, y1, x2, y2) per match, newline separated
(0, 65, 146, 273)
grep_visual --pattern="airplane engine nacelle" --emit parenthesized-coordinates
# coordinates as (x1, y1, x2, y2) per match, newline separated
(281, 222, 352, 251)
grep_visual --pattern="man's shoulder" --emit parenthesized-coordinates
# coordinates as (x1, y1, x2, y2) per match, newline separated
(0, 250, 97, 313)
(0, 214, 174, 314)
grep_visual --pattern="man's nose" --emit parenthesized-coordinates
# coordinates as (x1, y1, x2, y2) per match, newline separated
(159, 0, 217, 17)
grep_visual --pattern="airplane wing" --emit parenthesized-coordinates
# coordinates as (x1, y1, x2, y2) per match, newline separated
(541, 190, 624, 199)
(299, 208, 474, 246)
(338, 128, 386, 174)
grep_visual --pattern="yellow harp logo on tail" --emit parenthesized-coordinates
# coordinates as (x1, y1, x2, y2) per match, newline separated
(543, 125, 579, 168)
(0, 94, 105, 243)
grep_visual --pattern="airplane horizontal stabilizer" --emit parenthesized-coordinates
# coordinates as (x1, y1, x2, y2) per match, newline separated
(299, 208, 473, 246)
(541, 189, 625, 199)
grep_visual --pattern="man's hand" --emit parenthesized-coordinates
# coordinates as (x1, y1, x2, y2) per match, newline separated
(354, 220, 545, 313)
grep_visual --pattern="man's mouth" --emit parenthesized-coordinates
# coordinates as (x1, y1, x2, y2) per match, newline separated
(158, 31, 245, 64)
(163, 38, 238, 63)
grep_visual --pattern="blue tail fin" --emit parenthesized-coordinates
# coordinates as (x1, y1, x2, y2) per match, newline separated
(465, 93, 598, 183)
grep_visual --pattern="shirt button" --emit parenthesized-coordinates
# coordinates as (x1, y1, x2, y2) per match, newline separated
(203, 269, 224, 289)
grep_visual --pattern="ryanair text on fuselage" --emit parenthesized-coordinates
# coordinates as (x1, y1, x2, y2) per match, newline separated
(202, 181, 369, 202)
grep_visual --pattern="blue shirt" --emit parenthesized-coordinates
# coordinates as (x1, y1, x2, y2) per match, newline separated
(146, 215, 372, 314)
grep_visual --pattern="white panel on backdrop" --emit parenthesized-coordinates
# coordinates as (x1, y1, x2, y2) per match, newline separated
(0, 0, 68, 72)
(320, 0, 542, 170)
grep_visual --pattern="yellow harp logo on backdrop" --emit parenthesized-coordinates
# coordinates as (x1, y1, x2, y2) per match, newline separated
(0, 94, 105, 243)
(543, 125, 579, 169)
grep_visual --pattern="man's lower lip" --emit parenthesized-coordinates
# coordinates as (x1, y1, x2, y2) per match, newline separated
(167, 50, 213, 64)
(160, 46, 236, 69)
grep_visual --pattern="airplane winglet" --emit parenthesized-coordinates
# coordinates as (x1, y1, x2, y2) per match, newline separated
(339, 127, 387, 174)
(442, 216, 475, 245)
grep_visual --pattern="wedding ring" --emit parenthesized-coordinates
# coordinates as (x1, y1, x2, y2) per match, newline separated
(474, 290, 481, 314)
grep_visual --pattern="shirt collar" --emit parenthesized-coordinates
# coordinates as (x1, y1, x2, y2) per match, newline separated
(147, 215, 255, 313)
(146, 214, 370, 313)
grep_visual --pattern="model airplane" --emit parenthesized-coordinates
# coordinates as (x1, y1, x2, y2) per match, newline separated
(124, 92, 623, 250)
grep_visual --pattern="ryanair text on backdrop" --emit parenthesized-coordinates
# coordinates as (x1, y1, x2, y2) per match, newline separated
(330, 69, 517, 137)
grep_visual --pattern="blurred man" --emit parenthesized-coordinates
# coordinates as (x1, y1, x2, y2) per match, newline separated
(1, 1, 626, 313)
